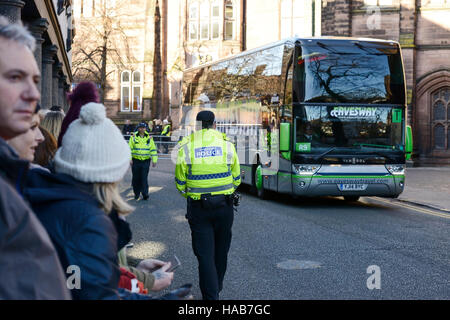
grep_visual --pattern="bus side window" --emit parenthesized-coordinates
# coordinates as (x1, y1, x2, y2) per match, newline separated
(293, 46, 305, 103)
(284, 55, 293, 106)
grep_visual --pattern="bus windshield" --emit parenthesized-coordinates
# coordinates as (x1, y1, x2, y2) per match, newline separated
(294, 41, 405, 104)
(294, 105, 404, 154)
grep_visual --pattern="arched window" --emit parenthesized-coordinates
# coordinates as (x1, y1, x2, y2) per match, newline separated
(121, 70, 131, 112)
(431, 87, 450, 150)
(434, 124, 445, 149)
(132, 71, 142, 112)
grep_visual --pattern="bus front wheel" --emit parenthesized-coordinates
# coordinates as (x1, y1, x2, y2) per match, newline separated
(344, 196, 360, 202)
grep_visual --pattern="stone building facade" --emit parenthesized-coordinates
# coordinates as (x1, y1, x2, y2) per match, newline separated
(70, 0, 319, 129)
(321, 0, 450, 165)
(70, 0, 450, 165)
(166, 0, 320, 128)
(0, 0, 73, 111)
(72, 0, 172, 126)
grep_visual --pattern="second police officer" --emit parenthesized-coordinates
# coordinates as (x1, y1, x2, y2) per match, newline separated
(175, 110, 241, 300)
(161, 119, 171, 154)
(129, 122, 158, 200)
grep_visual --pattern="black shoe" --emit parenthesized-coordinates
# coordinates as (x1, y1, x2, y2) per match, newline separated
(143, 195, 149, 200)
(134, 194, 139, 200)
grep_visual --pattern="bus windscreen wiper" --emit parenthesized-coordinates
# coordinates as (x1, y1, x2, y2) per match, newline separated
(313, 147, 337, 161)
(353, 143, 395, 150)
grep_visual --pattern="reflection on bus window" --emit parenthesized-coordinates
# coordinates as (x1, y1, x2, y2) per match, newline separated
(293, 42, 405, 104)
(295, 105, 403, 152)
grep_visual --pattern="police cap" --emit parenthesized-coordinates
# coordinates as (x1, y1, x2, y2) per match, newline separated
(196, 110, 215, 123)
(136, 122, 147, 129)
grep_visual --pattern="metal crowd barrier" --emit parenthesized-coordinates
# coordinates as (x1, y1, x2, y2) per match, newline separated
(123, 134, 178, 158)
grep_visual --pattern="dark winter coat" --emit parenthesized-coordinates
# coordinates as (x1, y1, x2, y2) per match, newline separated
(0, 138, 71, 299)
(24, 168, 152, 300)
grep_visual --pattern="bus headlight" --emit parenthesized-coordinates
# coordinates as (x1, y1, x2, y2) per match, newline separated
(385, 164, 405, 175)
(292, 164, 321, 175)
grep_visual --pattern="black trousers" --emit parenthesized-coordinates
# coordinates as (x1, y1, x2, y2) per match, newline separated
(186, 196, 234, 300)
(162, 136, 170, 154)
(131, 159, 150, 197)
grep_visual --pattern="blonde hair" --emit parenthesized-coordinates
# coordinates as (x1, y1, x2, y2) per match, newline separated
(93, 182, 134, 216)
(41, 111, 64, 141)
(37, 109, 49, 122)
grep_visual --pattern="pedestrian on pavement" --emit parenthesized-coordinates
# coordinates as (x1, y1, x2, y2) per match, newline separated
(161, 118, 172, 154)
(152, 119, 163, 135)
(0, 15, 71, 299)
(148, 120, 154, 132)
(152, 119, 163, 150)
(57, 81, 100, 147)
(175, 110, 241, 300)
(129, 122, 158, 200)
(122, 119, 134, 136)
(41, 108, 64, 142)
(24, 102, 187, 300)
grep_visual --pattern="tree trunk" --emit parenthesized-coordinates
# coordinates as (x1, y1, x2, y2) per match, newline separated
(152, 0, 162, 119)
(100, 35, 108, 104)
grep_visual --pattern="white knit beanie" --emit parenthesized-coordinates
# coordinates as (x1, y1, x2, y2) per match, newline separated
(54, 102, 131, 183)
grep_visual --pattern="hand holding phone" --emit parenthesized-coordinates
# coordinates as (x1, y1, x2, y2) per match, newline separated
(167, 255, 181, 272)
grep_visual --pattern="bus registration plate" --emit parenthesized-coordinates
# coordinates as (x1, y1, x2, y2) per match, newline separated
(338, 184, 368, 191)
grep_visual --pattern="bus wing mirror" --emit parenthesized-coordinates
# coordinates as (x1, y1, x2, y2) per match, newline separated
(405, 125, 413, 160)
(280, 122, 291, 152)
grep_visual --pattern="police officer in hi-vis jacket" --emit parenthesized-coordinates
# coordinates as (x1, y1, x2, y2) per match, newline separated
(175, 111, 241, 300)
(129, 122, 158, 200)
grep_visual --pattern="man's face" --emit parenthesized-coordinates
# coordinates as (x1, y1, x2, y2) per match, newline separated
(0, 38, 41, 140)
(138, 127, 146, 134)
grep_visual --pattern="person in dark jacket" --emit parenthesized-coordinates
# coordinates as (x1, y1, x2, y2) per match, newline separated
(122, 119, 134, 136)
(25, 169, 129, 299)
(152, 119, 163, 135)
(25, 102, 189, 300)
(0, 141, 71, 300)
(0, 16, 70, 299)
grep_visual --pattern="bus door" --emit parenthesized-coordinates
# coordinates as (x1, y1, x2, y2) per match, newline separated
(278, 45, 294, 194)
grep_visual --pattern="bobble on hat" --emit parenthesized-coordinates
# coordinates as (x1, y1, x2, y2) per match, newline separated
(79, 102, 106, 125)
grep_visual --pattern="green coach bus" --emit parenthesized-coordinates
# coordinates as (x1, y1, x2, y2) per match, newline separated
(179, 37, 413, 201)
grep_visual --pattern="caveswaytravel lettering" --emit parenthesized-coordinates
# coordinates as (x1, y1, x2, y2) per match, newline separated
(330, 107, 377, 118)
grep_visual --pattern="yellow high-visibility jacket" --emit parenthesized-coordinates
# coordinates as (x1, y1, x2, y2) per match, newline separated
(161, 124, 171, 137)
(175, 129, 241, 200)
(128, 131, 158, 163)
